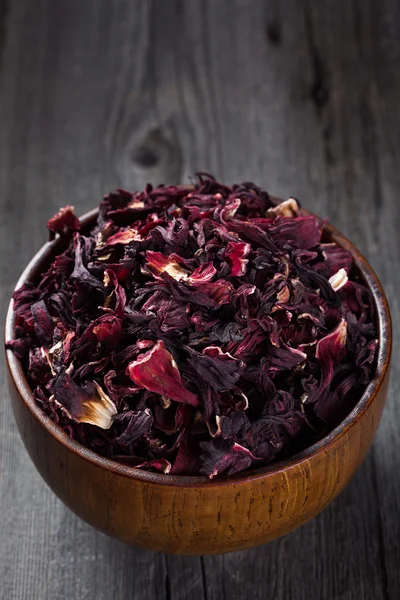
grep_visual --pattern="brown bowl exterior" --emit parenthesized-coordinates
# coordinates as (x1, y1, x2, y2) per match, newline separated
(5, 209, 392, 555)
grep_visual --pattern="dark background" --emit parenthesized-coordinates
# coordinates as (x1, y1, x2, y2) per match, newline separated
(1, 1, 399, 599)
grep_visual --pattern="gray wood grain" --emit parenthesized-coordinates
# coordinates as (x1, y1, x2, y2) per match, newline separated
(0, 0, 399, 598)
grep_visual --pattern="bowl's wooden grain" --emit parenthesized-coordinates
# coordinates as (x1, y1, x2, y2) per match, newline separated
(5, 207, 392, 555)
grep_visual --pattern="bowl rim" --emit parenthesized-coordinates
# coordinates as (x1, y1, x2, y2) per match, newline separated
(5, 206, 392, 487)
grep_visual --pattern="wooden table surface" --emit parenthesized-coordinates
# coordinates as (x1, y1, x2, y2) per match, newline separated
(1, 1, 399, 598)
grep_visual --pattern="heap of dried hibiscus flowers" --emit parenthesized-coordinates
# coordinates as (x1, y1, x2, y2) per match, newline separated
(7, 175, 378, 478)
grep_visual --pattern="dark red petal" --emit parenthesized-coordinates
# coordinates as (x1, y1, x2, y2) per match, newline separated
(321, 243, 353, 276)
(127, 340, 199, 406)
(268, 215, 321, 249)
(47, 205, 80, 237)
(170, 431, 199, 475)
(316, 318, 347, 365)
(103, 268, 126, 317)
(199, 440, 260, 479)
(6, 334, 34, 358)
(134, 458, 172, 473)
(31, 300, 54, 347)
(104, 229, 139, 246)
(186, 345, 245, 391)
(188, 262, 217, 285)
(114, 456, 172, 473)
(267, 343, 307, 372)
(116, 409, 153, 446)
(104, 369, 140, 406)
(225, 241, 251, 276)
(92, 314, 123, 345)
(197, 279, 234, 305)
(313, 319, 348, 402)
(146, 251, 189, 281)
(71, 234, 105, 292)
(153, 403, 191, 434)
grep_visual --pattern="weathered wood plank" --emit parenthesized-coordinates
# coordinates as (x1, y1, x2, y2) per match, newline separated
(349, 0, 400, 596)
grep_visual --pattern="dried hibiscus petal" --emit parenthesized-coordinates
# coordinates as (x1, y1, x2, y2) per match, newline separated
(329, 268, 348, 291)
(309, 319, 348, 406)
(199, 439, 261, 478)
(47, 205, 81, 239)
(103, 269, 126, 317)
(52, 372, 116, 429)
(170, 431, 199, 475)
(92, 314, 123, 345)
(7, 176, 378, 477)
(127, 340, 200, 406)
(186, 345, 245, 391)
(266, 198, 299, 218)
(114, 456, 172, 473)
(31, 300, 54, 347)
(225, 242, 251, 276)
(146, 251, 190, 282)
(116, 408, 153, 446)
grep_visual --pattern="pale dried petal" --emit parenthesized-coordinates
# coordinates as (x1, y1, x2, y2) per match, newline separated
(128, 199, 145, 209)
(266, 198, 300, 217)
(82, 382, 117, 428)
(146, 251, 190, 281)
(277, 284, 290, 304)
(53, 374, 117, 429)
(329, 268, 349, 291)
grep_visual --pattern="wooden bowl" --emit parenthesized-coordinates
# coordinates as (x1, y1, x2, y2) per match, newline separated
(5, 208, 392, 555)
